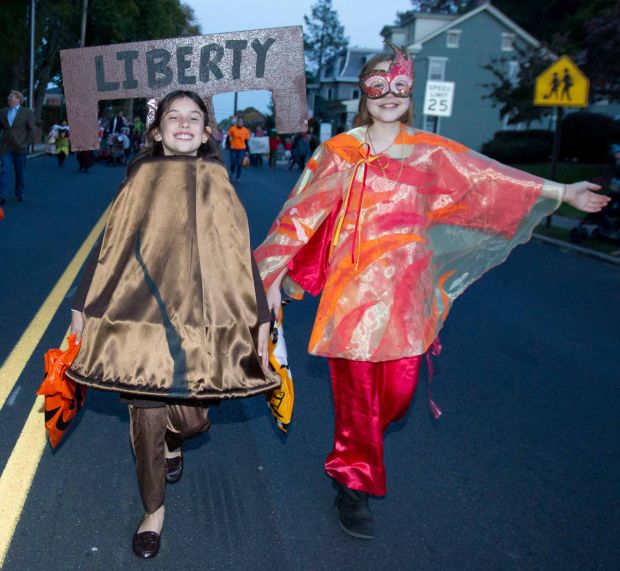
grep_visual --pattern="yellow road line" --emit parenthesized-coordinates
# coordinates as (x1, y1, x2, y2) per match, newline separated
(0, 331, 70, 567)
(0, 207, 108, 411)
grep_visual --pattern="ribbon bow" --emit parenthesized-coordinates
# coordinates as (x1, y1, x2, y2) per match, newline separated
(331, 142, 389, 269)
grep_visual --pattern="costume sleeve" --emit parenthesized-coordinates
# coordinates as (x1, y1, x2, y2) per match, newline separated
(71, 238, 102, 312)
(425, 146, 564, 237)
(70, 178, 130, 312)
(254, 144, 343, 293)
(423, 146, 565, 306)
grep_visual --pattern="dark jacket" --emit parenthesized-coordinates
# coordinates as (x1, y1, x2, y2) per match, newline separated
(0, 106, 36, 153)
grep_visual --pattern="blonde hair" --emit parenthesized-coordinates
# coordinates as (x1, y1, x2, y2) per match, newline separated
(357, 54, 413, 127)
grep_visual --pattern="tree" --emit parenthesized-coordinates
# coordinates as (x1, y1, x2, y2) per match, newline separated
(480, 45, 553, 129)
(582, 2, 620, 102)
(489, 0, 619, 102)
(303, 0, 348, 81)
(395, 0, 477, 24)
(0, 0, 200, 128)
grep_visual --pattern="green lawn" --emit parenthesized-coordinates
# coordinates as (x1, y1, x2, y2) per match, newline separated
(514, 163, 606, 218)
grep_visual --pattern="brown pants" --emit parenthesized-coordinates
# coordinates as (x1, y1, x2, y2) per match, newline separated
(129, 403, 211, 513)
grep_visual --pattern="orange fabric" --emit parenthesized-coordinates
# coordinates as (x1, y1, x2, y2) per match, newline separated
(256, 126, 557, 361)
(37, 334, 86, 448)
(401, 130, 468, 153)
(227, 125, 250, 150)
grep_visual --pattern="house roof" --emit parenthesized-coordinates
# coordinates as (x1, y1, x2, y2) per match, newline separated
(322, 47, 381, 82)
(408, 2, 540, 50)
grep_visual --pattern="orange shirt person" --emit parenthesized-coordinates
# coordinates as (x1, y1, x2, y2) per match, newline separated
(227, 118, 251, 181)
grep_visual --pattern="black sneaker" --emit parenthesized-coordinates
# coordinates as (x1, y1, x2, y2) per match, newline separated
(334, 483, 374, 539)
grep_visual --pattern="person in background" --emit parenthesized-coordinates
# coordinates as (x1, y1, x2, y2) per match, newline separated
(111, 110, 128, 134)
(227, 117, 250, 181)
(292, 133, 310, 170)
(132, 116, 145, 152)
(0, 90, 36, 204)
(55, 129, 70, 167)
(269, 130, 281, 168)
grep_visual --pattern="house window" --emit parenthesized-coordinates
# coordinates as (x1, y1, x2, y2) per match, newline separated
(502, 33, 515, 51)
(352, 89, 359, 99)
(428, 58, 447, 81)
(446, 30, 461, 48)
(326, 88, 333, 100)
(508, 60, 520, 84)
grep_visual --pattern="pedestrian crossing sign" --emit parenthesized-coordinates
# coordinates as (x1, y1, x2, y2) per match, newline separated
(534, 55, 589, 107)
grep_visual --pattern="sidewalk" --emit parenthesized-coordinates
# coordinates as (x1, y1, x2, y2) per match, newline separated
(30, 143, 47, 157)
(533, 214, 620, 265)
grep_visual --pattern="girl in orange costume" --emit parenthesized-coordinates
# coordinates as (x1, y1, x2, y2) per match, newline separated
(254, 44, 609, 539)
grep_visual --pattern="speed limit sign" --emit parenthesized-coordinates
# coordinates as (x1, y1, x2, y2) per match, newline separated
(423, 80, 455, 117)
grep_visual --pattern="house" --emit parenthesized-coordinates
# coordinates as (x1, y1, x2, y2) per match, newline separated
(310, 3, 544, 150)
(307, 47, 381, 135)
(381, 2, 541, 150)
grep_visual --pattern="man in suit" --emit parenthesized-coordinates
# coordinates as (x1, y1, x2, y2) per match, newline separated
(0, 90, 36, 203)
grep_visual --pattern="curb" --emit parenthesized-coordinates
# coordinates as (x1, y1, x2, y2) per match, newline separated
(532, 232, 620, 266)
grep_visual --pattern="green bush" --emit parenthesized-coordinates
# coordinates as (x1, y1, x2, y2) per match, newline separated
(481, 130, 553, 163)
(560, 112, 614, 163)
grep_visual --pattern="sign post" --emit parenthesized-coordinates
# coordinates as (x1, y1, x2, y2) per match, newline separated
(534, 55, 589, 225)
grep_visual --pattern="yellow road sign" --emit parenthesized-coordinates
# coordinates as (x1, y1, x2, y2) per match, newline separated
(534, 55, 589, 107)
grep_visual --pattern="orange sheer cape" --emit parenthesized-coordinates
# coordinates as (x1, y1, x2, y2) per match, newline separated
(256, 127, 563, 362)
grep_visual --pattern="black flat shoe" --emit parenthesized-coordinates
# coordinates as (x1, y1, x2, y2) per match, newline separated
(165, 451, 183, 483)
(335, 483, 374, 539)
(132, 530, 161, 559)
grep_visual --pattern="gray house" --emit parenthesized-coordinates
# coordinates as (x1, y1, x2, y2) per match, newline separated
(381, 2, 541, 150)
(307, 47, 381, 134)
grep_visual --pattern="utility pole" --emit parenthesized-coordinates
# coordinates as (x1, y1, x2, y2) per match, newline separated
(28, 0, 35, 111)
(80, 0, 88, 47)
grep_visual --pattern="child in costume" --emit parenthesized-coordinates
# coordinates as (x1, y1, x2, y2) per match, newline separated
(55, 129, 70, 167)
(254, 44, 609, 540)
(68, 90, 279, 559)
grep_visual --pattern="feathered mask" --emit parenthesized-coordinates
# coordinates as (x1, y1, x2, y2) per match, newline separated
(359, 42, 414, 99)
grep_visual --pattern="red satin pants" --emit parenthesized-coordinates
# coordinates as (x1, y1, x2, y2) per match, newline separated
(325, 356, 422, 496)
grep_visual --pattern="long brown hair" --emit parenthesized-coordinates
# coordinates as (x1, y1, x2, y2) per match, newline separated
(357, 54, 414, 127)
(132, 90, 223, 165)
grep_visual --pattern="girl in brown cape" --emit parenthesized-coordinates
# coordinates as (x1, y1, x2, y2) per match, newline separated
(67, 90, 279, 559)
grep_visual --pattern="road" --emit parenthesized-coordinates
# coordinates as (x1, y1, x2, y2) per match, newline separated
(0, 152, 618, 570)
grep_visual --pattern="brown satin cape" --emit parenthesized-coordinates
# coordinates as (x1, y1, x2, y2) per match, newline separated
(66, 155, 280, 399)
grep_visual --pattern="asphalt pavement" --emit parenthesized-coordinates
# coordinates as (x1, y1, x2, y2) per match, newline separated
(0, 153, 618, 570)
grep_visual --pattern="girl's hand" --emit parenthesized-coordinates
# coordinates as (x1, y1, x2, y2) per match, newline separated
(257, 322, 270, 369)
(266, 281, 282, 317)
(564, 182, 610, 213)
(70, 310, 85, 343)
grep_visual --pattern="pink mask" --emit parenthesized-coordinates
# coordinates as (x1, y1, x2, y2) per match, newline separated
(359, 42, 414, 100)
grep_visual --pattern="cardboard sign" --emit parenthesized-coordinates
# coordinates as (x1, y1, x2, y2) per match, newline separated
(60, 26, 307, 150)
